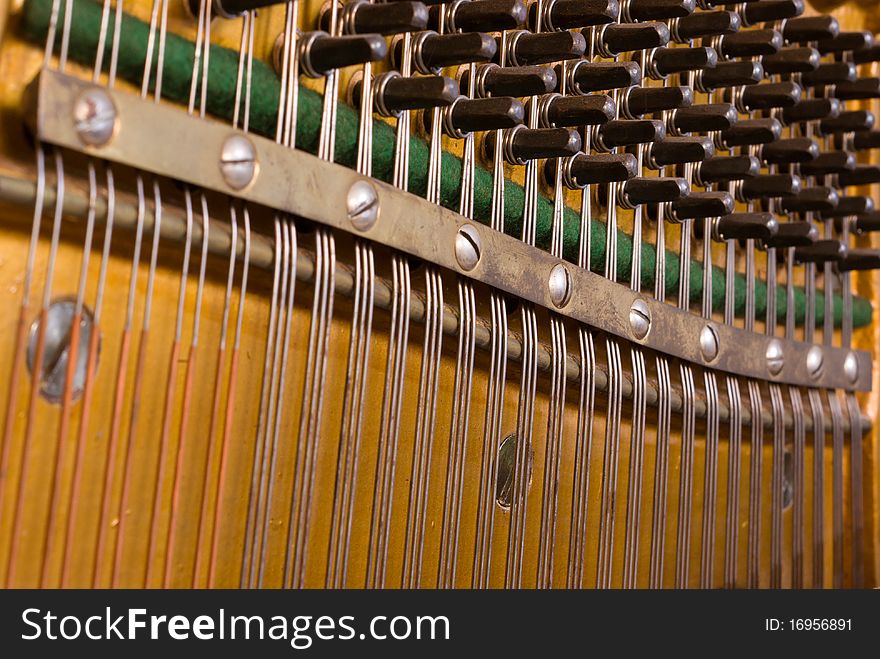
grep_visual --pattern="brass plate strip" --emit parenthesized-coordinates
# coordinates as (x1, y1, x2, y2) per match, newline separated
(28, 69, 873, 391)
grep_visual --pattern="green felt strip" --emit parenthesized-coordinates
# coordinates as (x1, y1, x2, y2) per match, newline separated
(18, 0, 873, 327)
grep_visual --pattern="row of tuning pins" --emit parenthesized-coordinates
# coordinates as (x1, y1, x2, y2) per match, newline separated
(204, 0, 880, 310)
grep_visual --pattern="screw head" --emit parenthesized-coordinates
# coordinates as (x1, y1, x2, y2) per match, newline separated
(220, 134, 258, 190)
(27, 299, 99, 404)
(495, 433, 533, 509)
(806, 345, 824, 379)
(699, 324, 719, 362)
(455, 224, 482, 271)
(844, 351, 859, 384)
(346, 180, 380, 231)
(766, 338, 784, 375)
(629, 298, 651, 339)
(782, 449, 794, 509)
(73, 88, 117, 146)
(548, 263, 572, 308)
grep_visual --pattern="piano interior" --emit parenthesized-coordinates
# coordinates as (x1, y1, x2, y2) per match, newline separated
(0, 0, 878, 588)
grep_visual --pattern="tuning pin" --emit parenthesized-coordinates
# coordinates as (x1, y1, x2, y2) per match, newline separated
(696, 61, 764, 91)
(592, 22, 670, 56)
(778, 186, 839, 213)
(741, 0, 804, 26)
(760, 47, 819, 75)
(820, 195, 874, 219)
(200, 0, 251, 16)
(781, 98, 840, 125)
(237, 0, 441, 19)
(503, 30, 585, 66)
(671, 103, 738, 133)
(798, 151, 856, 176)
(537, 94, 616, 128)
(712, 29, 782, 58)
(597, 119, 665, 148)
(698, 0, 763, 6)
(714, 213, 779, 241)
(799, 62, 857, 88)
(830, 214, 860, 236)
(739, 174, 801, 200)
(649, 46, 717, 77)
(694, 155, 760, 184)
(529, 0, 619, 31)
(762, 221, 818, 249)
(407, 32, 496, 73)
(444, 96, 525, 135)
(626, 0, 695, 20)
(298, 32, 387, 78)
(436, 0, 527, 32)
(209, 0, 308, 17)
(838, 165, 880, 187)
(794, 239, 847, 264)
(621, 177, 690, 205)
(727, 81, 801, 111)
(365, 72, 459, 116)
(833, 79, 880, 101)
(817, 31, 873, 54)
(321, 1, 428, 35)
(488, 126, 581, 164)
(647, 136, 714, 167)
(551, 152, 639, 187)
(672, 11, 740, 41)
(720, 118, 782, 147)
(853, 46, 880, 65)
(562, 60, 641, 93)
(782, 15, 839, 43)
(465, 64, 556, 97)
(838, 249, 880, 272)
(819, 110, 875, 135)
(851, 131, 880, 151)
(670, 191, 735, 220)
(760, 137, 818, 165)
(852, 212, 880, 235)
(539, 94, 616, 128)
(623, 86, 692, 117)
